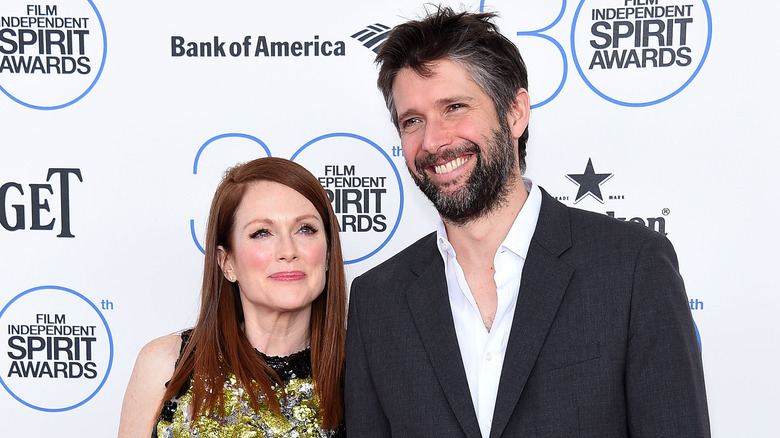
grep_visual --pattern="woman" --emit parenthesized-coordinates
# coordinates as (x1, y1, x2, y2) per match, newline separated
(118, 157, 346, 437)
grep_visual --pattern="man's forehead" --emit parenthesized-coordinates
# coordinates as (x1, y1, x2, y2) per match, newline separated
(391, 60, 484, 106)
(394, 59, 460, 83)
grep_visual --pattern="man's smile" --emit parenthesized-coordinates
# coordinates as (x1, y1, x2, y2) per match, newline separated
(434, 156, 471, 174)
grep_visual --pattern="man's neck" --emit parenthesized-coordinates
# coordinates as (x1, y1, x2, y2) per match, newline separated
(443, 177, 529, 267)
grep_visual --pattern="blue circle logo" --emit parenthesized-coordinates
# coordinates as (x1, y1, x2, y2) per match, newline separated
(187, 132, 403, 264)
(571, 0, 712, 106)
(0, 1, 108, 110)
(0, 285, 114, 412)
(189, 133, 273, 253)
(477, 0, 711, 106)
(292, 133, 404, 264)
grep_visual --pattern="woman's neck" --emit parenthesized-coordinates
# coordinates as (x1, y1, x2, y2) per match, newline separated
(241, 308, 311, 357)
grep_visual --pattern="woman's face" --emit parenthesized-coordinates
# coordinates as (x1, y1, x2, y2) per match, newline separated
(219, 181, 328, 320)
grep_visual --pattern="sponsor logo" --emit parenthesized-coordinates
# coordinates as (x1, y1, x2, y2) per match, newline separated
(605, 210, 667, 235)
(0, 0, 107, 109)
(566, 158, 613, 203)
(350, 23, 391, 53)
(1, 168, 83, 237)
(0, 285, 113, 411)
(291, 133, 404, 264)
(559, 158, 668, 235)
(171, 35, 346, 58)
(571, 0, 712, 106)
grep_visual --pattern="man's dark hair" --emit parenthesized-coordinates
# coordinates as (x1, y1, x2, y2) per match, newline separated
(376, 5, 529, 172)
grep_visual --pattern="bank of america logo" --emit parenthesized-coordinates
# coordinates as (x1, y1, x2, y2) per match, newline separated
(351, 23, 391, 53)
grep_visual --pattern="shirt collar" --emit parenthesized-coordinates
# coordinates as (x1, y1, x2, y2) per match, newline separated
(436, 177, 542, 262)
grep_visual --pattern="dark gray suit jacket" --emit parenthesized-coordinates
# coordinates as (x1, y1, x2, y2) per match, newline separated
(345, 190, 710, 437)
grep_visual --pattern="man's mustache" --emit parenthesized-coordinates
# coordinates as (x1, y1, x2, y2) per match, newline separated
(414, 142, 480, 171)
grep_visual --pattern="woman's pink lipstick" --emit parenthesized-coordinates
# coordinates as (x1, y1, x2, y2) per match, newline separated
(269, 271, 306, 281)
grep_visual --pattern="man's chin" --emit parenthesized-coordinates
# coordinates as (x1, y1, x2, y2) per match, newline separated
(418, 180, 465, 201)
(426, 187, 472, 210)
(426, 170, 469, 190)
(431, 178, 461, 191)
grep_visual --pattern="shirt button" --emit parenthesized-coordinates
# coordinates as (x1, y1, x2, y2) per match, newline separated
(485, 352, 493, 361)
(440, 241, 448, 250)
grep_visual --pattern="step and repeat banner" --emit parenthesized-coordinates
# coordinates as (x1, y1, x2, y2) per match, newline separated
(1, 1, 777, 436)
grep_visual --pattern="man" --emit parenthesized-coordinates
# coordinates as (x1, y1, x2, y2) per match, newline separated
(345, 6, 710, 437)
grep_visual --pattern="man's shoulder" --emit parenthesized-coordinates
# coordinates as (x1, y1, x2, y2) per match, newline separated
(536, 192, 671, 258)
(572, 205, 662, 242)
(356, 231, 438, 283)
(348, 232, 439, 317)
(541, 192, 662, 242)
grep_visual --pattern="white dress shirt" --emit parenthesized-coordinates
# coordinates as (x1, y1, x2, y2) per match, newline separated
(435, 178, 541, 438)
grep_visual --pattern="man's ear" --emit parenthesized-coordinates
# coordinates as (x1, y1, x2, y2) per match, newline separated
(217, 246, 235, 282)
(507, 88, 531, 139)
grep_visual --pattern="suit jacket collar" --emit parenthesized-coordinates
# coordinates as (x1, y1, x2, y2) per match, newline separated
(489, 188, 575, 438)
(405, 234, 483, 438)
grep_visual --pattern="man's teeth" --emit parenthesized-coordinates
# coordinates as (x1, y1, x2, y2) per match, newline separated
(434, 157, 468, 174)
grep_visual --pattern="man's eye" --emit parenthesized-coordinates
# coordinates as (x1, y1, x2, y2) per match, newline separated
(400, 118, 423, 134)
(448, 103, 465, 112)
(401, 117, 421, 129)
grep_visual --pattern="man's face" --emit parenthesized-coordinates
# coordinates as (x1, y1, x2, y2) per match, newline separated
(391, 59, 526, 224)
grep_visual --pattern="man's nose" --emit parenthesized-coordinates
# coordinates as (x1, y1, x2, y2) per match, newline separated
(421, 117, 452, 154)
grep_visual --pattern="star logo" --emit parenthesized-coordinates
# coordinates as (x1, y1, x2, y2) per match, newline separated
(566, 158, 613, 203)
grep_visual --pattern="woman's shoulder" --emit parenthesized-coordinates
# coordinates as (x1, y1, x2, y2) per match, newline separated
(117, 331, 189, 437)
(131, 331, 190, 393)
(138, 332, 186, 370)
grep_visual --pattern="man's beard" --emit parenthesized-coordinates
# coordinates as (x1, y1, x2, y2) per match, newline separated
(409, 121, 517, 225)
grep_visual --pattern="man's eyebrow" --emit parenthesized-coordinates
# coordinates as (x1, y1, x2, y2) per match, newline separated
(397, 96, 476, 122)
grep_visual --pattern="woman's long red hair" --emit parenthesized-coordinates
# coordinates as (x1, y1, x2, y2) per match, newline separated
(160, 157, 346, 428)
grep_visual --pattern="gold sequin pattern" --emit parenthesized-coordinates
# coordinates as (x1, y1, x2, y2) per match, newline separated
(156, 374, 335, 438)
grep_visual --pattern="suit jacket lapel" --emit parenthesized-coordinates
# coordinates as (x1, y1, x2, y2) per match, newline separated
(490, 190, 575, 438)
(405, 235, 482, 438)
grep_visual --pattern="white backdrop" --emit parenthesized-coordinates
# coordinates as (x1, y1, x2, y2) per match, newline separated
(1, 1, 777, 436)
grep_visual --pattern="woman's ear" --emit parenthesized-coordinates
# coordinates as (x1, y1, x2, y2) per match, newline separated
(217, 246, 236, 282)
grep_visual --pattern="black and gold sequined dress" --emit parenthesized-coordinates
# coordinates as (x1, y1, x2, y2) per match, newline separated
(154, 331, 344, 438)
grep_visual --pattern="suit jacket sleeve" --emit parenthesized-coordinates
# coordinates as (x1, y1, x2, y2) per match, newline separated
(345, 275, 392, 437)
(625, 232, 710, 437)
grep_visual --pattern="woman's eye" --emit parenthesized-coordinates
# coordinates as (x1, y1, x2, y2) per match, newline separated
(250, 229, 270, 238)
(299, 224, 318, 235)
